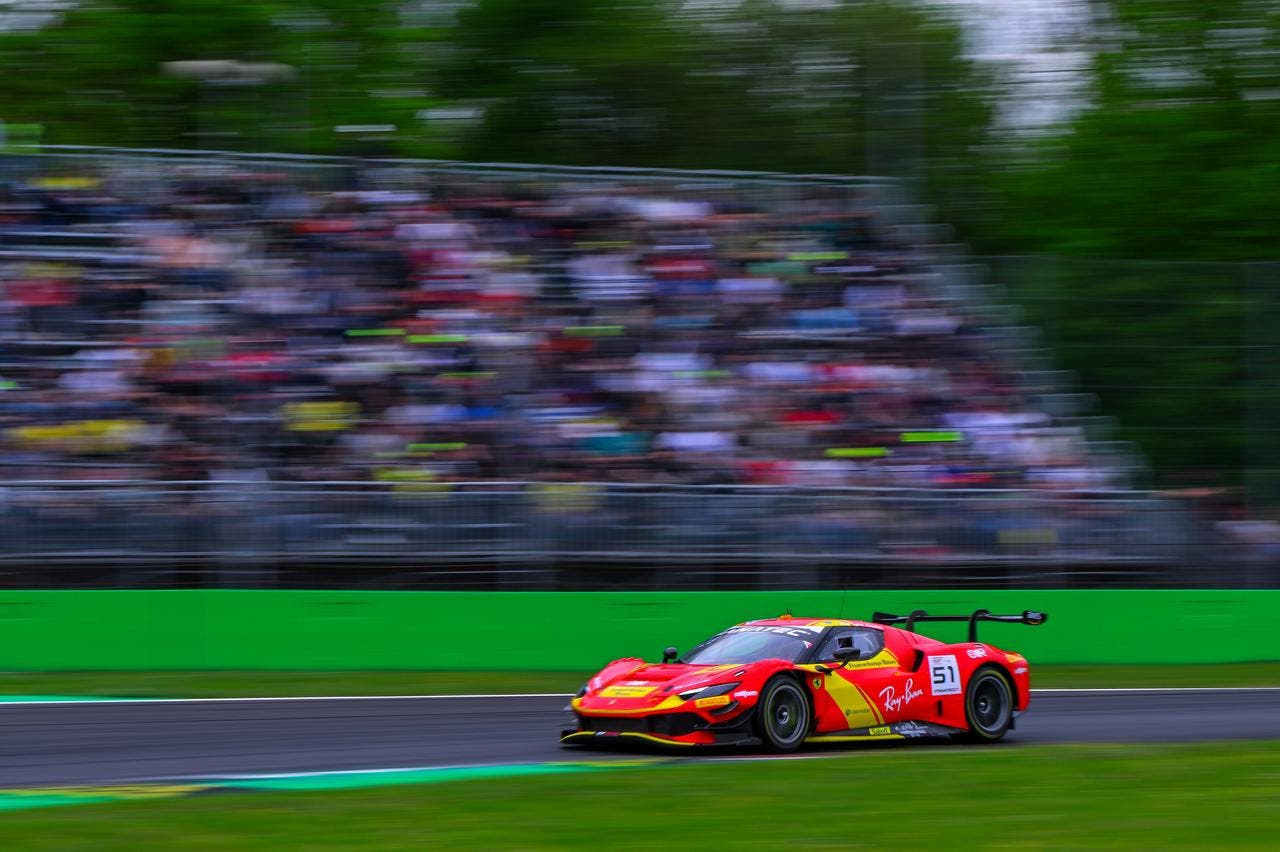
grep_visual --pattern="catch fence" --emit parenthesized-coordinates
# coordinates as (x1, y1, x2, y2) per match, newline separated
(14, 143, 929, 223)
(0, 481, 1240, 589)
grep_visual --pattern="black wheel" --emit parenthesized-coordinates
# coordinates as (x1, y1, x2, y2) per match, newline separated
(964, 667, 1014, 742)
(754, 677, 811, 753)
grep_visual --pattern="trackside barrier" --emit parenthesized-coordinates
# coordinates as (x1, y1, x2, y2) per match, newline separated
(0, 590, 1276, 670)
(0, 482, 1198, 574)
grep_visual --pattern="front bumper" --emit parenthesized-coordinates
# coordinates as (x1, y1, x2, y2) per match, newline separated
(560, 728, 761, 748)
(561, 705, 758, 748)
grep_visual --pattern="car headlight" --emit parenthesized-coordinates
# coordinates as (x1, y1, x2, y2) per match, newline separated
(677, 681, 741, 702)
(565, 683, 590, 712)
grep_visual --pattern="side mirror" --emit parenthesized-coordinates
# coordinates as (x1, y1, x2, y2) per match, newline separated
(662, 646, 679, 663)
(815, 646, 863, 675)
(832, 647, 863, 663)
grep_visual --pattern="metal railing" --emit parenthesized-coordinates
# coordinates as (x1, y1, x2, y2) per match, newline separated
(0, 481, 1242, 588)
(7, 144, 936, 235)
(29, 144, 901, 187)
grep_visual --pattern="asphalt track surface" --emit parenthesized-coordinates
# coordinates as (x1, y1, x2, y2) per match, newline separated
(2, 690, 1278, 788)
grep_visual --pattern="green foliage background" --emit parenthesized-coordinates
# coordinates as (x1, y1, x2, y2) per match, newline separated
(984, 0, 1280, 494)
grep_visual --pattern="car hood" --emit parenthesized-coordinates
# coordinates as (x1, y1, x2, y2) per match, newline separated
(575, 660, 762, 713)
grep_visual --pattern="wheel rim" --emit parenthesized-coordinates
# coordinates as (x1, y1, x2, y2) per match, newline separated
(972, 674, 1011, 733)
(766, 683, 807, 745)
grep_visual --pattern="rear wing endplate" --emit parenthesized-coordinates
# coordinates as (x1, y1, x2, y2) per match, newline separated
(872, 609, 1047, 643)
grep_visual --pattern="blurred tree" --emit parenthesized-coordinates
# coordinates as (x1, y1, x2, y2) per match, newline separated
(990, 0, 1280, 491)
(0, 0, 440, 153)
(437, 0, 993, 196)
(995, 0, 1280, 261)
(0, 1, 993, 188)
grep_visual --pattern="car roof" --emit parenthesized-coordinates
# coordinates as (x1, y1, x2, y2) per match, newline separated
(739, 616, 880, 630)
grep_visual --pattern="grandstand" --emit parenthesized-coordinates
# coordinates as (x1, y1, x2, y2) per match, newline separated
(0, 148, 1220, 587)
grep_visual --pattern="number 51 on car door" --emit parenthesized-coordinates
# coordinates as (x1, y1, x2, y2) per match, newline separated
(927, 655, 961, 695)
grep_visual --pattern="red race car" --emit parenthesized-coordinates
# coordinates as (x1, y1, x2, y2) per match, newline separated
(562, 609, 1046, 752)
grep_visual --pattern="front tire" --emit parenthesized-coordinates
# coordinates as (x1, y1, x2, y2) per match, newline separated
(754, 677, 810, 753)
(964, 666, 1014, 742)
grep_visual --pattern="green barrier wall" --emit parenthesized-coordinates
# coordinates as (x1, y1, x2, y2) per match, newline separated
(0, 590, 1277, 670)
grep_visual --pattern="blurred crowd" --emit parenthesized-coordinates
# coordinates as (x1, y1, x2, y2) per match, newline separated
(0, 161, 1121, 493)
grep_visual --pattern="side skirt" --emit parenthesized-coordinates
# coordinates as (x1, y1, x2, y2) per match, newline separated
(805, 720, 962, 743)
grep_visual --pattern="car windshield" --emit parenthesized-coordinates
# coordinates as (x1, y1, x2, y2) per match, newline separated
(682, 626, 816, 665)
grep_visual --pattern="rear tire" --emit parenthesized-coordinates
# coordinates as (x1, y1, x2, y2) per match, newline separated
(754, 677, 810, 753)
(964, 666, 1014, 742)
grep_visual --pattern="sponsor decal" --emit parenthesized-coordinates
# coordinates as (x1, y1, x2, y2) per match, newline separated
(895, 721, 932, 738)
(601, 685, 654, 698)
(812, 677, 823, 690)
(927, 655, 962, 696)
(868, 725, 891, 736)
(1014, 666, 1028, 675)
(724, 625, 823, 638)
(732, 690, 758, 699)
(695, 695, 732, 709)
(966, 647, 988, 659)
(841, 651, 899, 670)
(878, 678, 924, 714)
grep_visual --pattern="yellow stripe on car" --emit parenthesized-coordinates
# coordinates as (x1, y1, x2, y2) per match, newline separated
(797, 665, 884, 727)
(559, 732, 698, 747)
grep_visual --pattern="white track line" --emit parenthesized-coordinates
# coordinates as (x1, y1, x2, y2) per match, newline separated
(186, 754, 833, 781)
(1, 686, 1279, 706)
(188, 761, 574, 781)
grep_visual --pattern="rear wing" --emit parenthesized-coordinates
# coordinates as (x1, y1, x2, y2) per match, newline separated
(872, 609, 1047, 643)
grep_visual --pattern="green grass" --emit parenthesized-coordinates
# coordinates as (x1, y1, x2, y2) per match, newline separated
(0, 663, 1277, 700)
(3, 743, 1279, 848)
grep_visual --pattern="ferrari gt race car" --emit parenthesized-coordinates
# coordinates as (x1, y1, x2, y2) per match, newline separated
(562, 609, 1046, 752)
